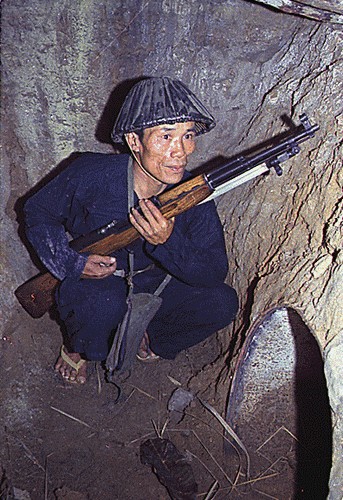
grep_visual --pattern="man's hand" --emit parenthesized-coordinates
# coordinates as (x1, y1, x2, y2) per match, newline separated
(129, 199, 174, 245)
(82, 254, 117, 279)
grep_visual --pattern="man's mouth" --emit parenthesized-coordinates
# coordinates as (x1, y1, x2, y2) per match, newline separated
(166, 165, 185, 173)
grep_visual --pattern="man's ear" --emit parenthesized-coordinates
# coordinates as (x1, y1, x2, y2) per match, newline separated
(125, 132, 141, 152)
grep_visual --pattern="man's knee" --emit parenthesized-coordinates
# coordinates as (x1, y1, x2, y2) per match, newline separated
(207, 283, 239, 328)
(57, 276, 127, 327)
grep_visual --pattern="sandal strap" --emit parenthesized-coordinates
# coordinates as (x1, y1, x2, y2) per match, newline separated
(60, 345, 85, 371)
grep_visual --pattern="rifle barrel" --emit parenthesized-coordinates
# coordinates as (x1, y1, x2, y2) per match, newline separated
(207, 120, 319, 189)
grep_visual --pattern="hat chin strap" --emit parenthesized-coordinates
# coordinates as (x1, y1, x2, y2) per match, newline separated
(125, 135, 163, 187)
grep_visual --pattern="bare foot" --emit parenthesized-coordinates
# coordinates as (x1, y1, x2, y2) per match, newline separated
(55, 346, 87, 384)
(137, 332, 160, 362)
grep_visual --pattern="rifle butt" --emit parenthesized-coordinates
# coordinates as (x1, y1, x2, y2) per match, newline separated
(14, 272, 59, 318)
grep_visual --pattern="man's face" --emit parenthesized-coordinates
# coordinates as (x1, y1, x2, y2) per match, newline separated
(134, 121, 197, 185)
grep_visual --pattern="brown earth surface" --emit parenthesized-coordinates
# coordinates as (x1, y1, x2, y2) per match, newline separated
(0, 310, 247, 500)
(0, 306, 331, 499)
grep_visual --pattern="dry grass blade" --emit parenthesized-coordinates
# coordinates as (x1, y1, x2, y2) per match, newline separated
(44, 457, 48, 500)
(96, 362, 102, 394)
(198, 398, 250, 479)
(256, 425, 299, 453)
(188, 450, 217, 481)
(253, 488, 279, 499)
(243, 455, 286, 487)
(237, 471, 279, 487)
(50, 406, 91, 428)
(193, 431, 233, 486)
(128, 384, 157, 400)
(232, 465, 244, 488)
(183, 409, 244, 470)
(204, 479, 219, 500)
(167, 375, 182, 386)
(151, 418, 161, 438)
(126, 431, 156, 445)
(151, 418, 170, 439)
(8, 435, 45, 472)
(160, 418, 169, 438)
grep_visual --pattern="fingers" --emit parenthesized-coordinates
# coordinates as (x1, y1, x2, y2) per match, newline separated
(91, 255, 116, 266)
(82, 255, 117, 279)
(129, 199, 174, 244)
(133, 199, 161, 224)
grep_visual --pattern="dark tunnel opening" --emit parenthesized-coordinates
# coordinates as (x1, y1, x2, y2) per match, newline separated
(289, 308, 332, 499)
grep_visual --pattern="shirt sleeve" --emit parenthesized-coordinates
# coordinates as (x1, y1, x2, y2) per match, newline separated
(145, 199, 228, 287)
(24, 166, 88, 281)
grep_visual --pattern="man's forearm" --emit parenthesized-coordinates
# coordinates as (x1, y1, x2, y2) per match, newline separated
(26, 224, 87, 281)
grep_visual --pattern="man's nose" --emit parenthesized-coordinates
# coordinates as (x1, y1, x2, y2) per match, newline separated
(170, 139, 186, 158)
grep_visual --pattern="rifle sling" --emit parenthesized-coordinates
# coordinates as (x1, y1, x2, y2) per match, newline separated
(105, 159, 171, 378)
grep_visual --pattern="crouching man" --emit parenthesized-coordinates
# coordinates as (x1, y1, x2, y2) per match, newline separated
(24, 77, 239, 384)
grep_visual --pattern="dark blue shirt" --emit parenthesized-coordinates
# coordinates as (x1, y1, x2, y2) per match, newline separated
(24, 153, 228, 287)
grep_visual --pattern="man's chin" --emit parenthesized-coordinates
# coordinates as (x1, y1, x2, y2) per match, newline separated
(165, 169, 185, 184)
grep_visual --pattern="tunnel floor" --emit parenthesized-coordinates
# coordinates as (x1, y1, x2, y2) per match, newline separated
(0, 307, 332, 499)
(1, 325, 234, 499)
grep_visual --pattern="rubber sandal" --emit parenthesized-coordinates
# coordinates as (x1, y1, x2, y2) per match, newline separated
(136, 351, 160, 362)
(59, 345, 87, 383)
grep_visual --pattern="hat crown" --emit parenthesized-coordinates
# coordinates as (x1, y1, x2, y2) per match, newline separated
(111, 77, 215, 143)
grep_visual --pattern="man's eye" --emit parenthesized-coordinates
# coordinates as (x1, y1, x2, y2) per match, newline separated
(162, 134, 170, 140)
(185, 133, 195, 140)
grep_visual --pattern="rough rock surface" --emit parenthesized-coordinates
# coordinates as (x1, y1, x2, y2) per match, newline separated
(1, 0, 342, 497)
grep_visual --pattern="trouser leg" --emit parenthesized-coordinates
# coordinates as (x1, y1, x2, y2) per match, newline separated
(147, 279, 238, 359)
(56, 275, 128, 361)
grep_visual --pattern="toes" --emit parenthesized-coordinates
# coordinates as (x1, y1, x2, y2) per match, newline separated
(60, 364, 87, 383)
(77, 375, 86, 384)
(54, 356, 63, 372)
(68, 369, 77, 382)
(54, 350, 87, 384)
(60, 366, 71, 379)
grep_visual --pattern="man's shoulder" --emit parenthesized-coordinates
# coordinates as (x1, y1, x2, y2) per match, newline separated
(67, 152, 130, 179)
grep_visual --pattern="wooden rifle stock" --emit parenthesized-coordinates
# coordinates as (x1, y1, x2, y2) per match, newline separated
(15, 174, 212, 318)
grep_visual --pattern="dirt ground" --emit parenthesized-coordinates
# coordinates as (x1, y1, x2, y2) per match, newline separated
(1, 305, 245, 500)
(0, 305, 331, 500)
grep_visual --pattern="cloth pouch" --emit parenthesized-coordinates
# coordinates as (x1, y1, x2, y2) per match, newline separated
(106, 292, 162, 376)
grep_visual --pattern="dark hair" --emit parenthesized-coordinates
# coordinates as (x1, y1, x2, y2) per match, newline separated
(134, 129, 145, 141)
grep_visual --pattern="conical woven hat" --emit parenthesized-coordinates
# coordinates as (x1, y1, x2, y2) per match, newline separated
(111, 77, 215, 143)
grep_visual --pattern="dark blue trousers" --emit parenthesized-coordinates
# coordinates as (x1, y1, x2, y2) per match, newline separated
(57, 274, 238, 361)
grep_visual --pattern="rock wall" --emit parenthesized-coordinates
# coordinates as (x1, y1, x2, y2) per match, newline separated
(1, 0, 342, 496)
